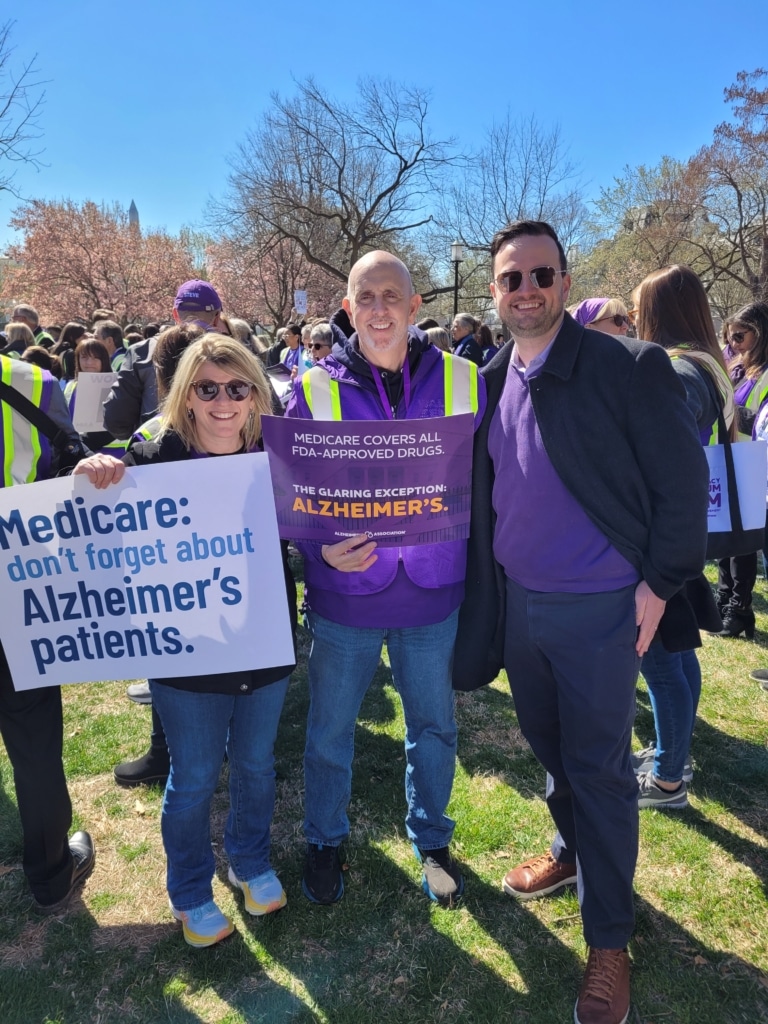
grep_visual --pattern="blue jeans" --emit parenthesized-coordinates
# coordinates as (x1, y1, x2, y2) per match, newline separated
(640, 642, 701, 783)
(150, 676, 289, 912)
(304, 609, 459, 850)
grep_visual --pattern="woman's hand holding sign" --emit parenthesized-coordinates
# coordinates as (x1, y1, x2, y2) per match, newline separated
(74, 453, 126, 489)
(321, 534, 378, 572)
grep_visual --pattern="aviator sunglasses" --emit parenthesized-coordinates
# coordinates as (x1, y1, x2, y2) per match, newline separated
(189, 379, 252, 401)
(728, 331, 750, 344)
(494, 266, 567, 293)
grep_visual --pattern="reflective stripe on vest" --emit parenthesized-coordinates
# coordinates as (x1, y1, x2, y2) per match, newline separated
(135, 415, 163, 442)
(301, 352, 478, 420)
(743, 366, 768, 416)
(1, 358, 45, 486)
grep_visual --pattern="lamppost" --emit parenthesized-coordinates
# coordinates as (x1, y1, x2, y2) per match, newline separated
(451, 241, 463, 318)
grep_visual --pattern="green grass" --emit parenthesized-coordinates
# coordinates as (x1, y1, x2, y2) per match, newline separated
(0, 560, 766, 1023)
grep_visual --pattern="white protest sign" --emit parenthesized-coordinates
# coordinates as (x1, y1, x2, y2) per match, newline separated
(71, 372, 118, 433)
(0, 455, 294, 691)
(293, 290, 308, 315)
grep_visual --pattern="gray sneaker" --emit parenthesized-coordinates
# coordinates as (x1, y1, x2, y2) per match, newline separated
(637, 772, 688, 810)
(631, 745, 692, 783)
(126, 681, 151, 705)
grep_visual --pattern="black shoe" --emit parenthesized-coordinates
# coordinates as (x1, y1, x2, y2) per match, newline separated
(114, 748, 170, 787)
(750, 667, 768, 689)
(302, 843, 344, 904)
(34, 831, 95, 915)
(717, 607, 756, 639)
(414, 845, 464, 907)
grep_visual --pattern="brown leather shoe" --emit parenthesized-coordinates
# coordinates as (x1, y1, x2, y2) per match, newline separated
(574, 947, 630, 1024)
(502, 851, 577, 901)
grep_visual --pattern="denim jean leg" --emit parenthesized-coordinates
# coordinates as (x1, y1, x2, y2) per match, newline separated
(149, 681, 231, 911)
(225, 676, 289, 881)
(304, 613, 386, 846)
(641, 643, 701, 783)
(387, 609, 459, 849)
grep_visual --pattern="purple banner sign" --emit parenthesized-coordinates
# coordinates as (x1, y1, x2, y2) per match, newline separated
(261, 414, 474, 546)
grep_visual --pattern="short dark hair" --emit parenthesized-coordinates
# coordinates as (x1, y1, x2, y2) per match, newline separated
(489, 220, 567, 272)
(285, 324, 302, 339)
(94, 320, 124, 348)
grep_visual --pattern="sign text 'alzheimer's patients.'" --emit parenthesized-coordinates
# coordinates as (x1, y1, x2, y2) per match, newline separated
(0, 456, 293, 691)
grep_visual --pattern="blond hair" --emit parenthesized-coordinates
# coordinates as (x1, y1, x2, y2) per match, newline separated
(160, 334, 274, 452)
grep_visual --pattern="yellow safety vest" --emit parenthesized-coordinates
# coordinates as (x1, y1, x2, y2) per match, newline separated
(301, 351, 479, 420)
(1, 357, 45, 486)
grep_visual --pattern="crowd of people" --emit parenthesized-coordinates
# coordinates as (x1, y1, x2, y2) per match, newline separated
(2, 222, 767, 1024)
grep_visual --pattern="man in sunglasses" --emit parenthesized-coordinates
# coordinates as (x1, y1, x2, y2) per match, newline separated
(285, 250, 486, 910)
(453, 221, 709, 1024)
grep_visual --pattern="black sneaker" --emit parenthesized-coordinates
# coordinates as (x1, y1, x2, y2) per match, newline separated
(302, 843, 344, 904)
(414, 845, 464, 907)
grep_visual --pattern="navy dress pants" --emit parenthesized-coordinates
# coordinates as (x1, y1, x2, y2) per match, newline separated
(503, 578, 640, 949)
(0, 642, 74, 905)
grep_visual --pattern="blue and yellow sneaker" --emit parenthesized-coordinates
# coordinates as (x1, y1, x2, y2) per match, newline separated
(170, 899, 234, 947)
(228, 867, 287, 916)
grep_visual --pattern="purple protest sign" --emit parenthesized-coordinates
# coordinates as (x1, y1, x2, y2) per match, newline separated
(261, 414, 474, 546)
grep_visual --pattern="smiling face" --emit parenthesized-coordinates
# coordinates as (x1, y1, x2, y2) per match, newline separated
(342, 252, 422, 370)
(185, 360, 254, 455)
(490, 234, 571, 352)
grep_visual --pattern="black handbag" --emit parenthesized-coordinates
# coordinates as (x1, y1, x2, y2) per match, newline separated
(705, 407, 765, 559)
(0, 379, 88, 476)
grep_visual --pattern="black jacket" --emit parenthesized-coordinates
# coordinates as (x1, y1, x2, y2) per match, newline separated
(453, 315, 712, 691)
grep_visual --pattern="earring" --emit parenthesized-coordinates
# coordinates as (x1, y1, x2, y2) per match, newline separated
(187, 408, 195, 421)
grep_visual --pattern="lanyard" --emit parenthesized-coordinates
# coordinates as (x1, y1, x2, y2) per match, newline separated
(370, 358, 410, 420)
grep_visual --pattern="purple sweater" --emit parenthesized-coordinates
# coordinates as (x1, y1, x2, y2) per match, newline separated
(488, 355, 637, 593)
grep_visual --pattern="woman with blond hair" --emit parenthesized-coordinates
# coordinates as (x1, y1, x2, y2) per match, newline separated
(74, 334, 296, 948)
(572, 297, 631, 337)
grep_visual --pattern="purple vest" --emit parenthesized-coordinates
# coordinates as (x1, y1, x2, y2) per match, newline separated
(285, 346, 486, 621)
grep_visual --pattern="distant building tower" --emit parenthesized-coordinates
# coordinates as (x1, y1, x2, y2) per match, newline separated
(128, 200, 139, 229)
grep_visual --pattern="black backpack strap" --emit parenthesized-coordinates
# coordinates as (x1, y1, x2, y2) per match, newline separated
(0, 378, 75, 452)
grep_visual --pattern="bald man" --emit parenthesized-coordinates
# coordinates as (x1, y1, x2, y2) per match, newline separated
(285, 252, 486, 907)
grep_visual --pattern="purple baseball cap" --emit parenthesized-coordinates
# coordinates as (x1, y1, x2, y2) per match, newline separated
(173, 280, 222, 313)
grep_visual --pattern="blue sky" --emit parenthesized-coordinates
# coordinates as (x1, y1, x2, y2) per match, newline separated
(2, 0, 767, 249)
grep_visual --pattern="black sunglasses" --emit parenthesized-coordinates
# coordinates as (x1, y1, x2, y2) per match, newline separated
(494, 266, 567, 293)
(729, 331, 750, 343)
(190, 379, 252, 402)
(594, 315, 629, 328)
(311, 342, 331, 351)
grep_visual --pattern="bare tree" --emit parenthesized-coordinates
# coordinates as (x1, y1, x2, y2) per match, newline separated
(216, 77, 456, 300)
(687, 68, 768, 303)
(0, 21, 45, 197)
(434, 113, 588, 306)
